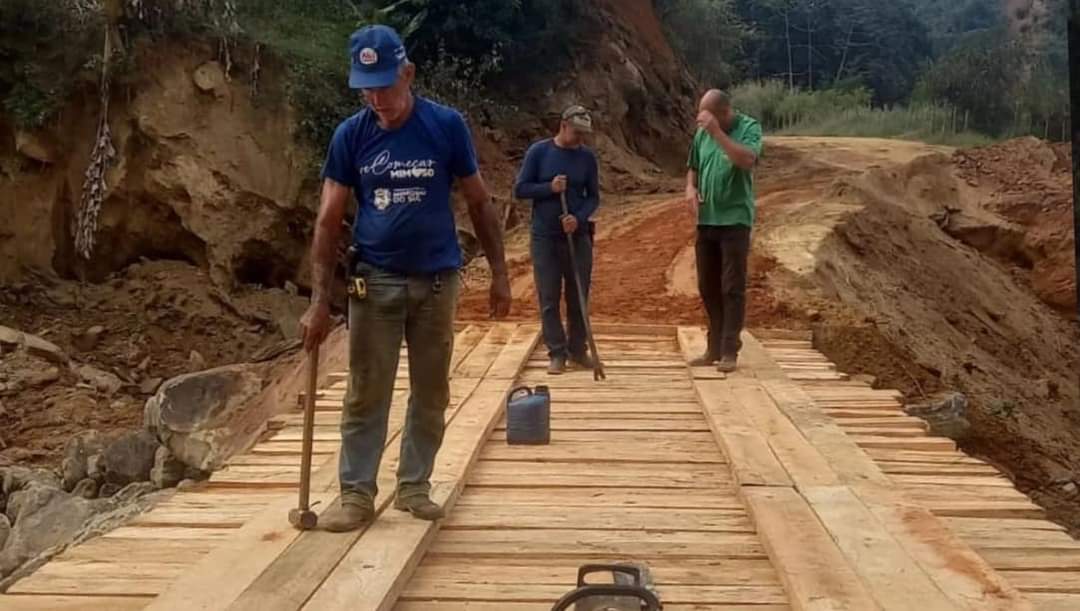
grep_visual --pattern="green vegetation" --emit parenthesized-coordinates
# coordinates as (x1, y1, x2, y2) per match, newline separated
(731, 80, 993, 146)
(659, 0, 1070, 144)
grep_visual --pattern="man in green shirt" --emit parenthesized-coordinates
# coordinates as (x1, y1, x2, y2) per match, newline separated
(685, 89, 763, 372)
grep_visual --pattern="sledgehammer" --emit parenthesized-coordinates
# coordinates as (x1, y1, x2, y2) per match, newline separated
(288, 345, 319, 530)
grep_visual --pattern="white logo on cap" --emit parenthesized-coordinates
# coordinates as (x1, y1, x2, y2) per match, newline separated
(359, 48, 378, 65)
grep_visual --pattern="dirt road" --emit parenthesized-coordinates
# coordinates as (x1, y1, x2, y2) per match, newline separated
(460, 135, 1080, 533)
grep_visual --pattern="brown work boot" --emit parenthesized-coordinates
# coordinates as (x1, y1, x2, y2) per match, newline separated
(689, 353, 719, 367)
(547, 355, 566, 375)
(569, 352, 595, 369)
(717, 355, 738, 373)
(320, 496, 375, 532)
(394, 492, 445, 521)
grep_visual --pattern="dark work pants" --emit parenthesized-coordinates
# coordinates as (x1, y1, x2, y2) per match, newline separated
(696, 225, 751, 359)
(531, 232, 593, 360)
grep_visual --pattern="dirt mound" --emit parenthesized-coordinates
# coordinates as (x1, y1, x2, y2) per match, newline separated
(0, 260, 307, 467)
(952, 137, 1076, 313)
(796, 141, 1080, 531)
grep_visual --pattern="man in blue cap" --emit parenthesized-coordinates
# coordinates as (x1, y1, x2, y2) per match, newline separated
(299, 25, 511, 532)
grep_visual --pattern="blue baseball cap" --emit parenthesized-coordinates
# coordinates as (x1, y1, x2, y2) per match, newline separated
(348, 25, 408, 90)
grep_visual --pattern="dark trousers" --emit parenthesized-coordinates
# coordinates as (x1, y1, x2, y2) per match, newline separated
(696, 225, 751, 359)
(531, 232, 593, 359)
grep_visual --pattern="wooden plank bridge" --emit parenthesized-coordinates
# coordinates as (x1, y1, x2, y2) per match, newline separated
(2, 322, 1079, 610)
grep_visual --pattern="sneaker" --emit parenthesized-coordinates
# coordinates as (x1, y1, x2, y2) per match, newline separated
(548, 355, 566, 375)
(394, 493, 445, 521)
(321, 496, 375, 532)
(717, 355, 738, 373)
(569, 352, 595, 369)
(689, 353, 719, 367)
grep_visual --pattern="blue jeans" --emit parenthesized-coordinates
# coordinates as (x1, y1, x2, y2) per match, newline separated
(339, 262, 460, 503)
(531, 231, 593, 359)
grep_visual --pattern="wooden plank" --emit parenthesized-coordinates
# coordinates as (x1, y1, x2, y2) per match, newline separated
(690, 375, 791, 487)
(800, 486, 957, 610)
(399, 582, 789, 605)
(442, 505, 753, 533)
(468, 460, 732, 489)
(0, 595, 153, 610)
(729, 381, 839, 488)
(457, 324, 515, 378)
(480, 441, 726, 464)
(852, 436, 958, 452)
(549, 402, 703, 414)
(456, 486, 744, 510)
(976, 548, 1080, 571)
(425, 529, 765, 559)
(227, 329, 530, 611)
(410, 557, 780, 585)
(742, 487, 882, 611)
(8, 560, 184, 596)
(851, 483, 1034, 610)
(487, 430, 715, 443)
(1000, 570, 1080, 593)
(396, 603, 790, 611)
(1024, 592, 1080, 611)
(494, 417, 710, 431)
(144, 327, 507, 611)
(300, 324, 539, 611)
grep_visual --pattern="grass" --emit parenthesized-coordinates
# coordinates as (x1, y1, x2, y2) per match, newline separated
(732, 80, 996, 148)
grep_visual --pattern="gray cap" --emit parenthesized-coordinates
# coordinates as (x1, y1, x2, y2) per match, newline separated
(562, 105, 593, 133)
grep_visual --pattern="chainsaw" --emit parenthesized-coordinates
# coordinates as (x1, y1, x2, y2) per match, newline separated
(551, 564, 661, 611)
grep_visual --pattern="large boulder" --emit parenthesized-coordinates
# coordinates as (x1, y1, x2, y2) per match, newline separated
(0, 514, 9, 550)
(144, 364, 265, 472)
(61, 431, 108, 491)
(103, 431, 160, 485)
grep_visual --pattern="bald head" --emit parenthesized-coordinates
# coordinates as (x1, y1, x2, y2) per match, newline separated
(699, 89, 735, 131)
(700, 89, 731, 114)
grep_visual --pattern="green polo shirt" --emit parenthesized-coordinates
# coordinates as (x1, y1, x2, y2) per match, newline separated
(687, 113, 763, 227)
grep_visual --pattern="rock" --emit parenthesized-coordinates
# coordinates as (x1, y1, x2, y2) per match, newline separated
(103, 431, 160, 485)
(61, 431, 107, 491)
(26, 367, 61, 388)
(145, 364, 265, 472)
(115, 482, 156, 503)
(0, 492, 98, 578)
(137, 356, 152, 372)
(73, 326, 106, 352)
(192, 61, 227, 96)
(72, 479, 98, 500)
(189, 350, 206, 371)
(6, 483, 64, 524)
(852, 374, 877, 387)
(0, 326, 67, 364)
(1062, 482, 1079, 497)
(77, 365, 124, 396)
(139, 377, 164, 395)
(2, 467, 61, 497)
(0, 514, 9, 549)
(14, 129, 57, 164)
(150, 446, 185, 489)
(1034, 379, 1060, 400)
(904, 392, 971, 440)
(176, 478, 201, 491)
(98, 483, 121, 498)
(86, 453, 106, 483)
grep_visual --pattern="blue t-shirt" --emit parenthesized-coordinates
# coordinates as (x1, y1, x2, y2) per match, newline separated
(513, 139, 600, 238)
(321, 97, 479, 275)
